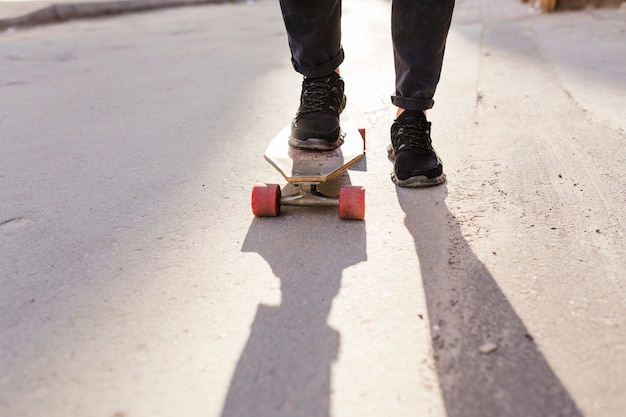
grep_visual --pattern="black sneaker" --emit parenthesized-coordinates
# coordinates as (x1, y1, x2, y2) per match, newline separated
(289, 72, 347, 150)
(388, 110, 446, 187)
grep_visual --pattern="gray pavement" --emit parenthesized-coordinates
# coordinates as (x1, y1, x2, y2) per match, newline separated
(1, 0, 625, 416)
(0, 0, 232, 29)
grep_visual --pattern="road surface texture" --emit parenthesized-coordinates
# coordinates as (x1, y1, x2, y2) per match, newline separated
(1, 0, 624, 416)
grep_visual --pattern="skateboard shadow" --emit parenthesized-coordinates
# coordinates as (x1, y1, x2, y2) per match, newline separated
(223, 214, 367, 417)
(396, 185, 583, 417)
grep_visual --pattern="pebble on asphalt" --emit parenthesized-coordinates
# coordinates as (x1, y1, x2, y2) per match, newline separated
(479, 342, 498, 355)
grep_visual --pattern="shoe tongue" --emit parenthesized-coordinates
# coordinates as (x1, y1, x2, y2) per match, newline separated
(396, 110, 427, 124)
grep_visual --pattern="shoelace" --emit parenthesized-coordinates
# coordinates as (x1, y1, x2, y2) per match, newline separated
(299, 79, 334, 114)
(395, 122, 433, 152)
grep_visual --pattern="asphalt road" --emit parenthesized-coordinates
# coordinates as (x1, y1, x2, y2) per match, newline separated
(1, 1, 625, 416)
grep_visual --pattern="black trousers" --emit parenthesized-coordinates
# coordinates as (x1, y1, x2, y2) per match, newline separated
(278, 0, 455, 111)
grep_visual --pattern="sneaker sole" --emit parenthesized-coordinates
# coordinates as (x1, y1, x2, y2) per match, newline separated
(391, 171, 446, 188)
(289, 133, 345, 151)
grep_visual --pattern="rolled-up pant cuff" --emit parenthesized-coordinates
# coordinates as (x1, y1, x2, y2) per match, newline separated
(391, 96, 435, 112)
(293, 48, 345, 78)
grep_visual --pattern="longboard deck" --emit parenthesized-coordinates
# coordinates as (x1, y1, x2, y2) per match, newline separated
(264, 122, 364, 183)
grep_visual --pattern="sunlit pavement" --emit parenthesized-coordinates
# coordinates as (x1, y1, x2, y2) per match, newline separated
(1, 1, 625, 416)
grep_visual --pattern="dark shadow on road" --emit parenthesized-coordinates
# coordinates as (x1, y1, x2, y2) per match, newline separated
(224, 213, 366, 417)
(397, 185, 584, 417)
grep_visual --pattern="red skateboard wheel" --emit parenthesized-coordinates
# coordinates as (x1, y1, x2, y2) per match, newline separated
(251, 183, 281, 217)
(338, 185, 365, 220)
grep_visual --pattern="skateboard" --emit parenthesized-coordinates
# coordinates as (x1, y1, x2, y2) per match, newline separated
(251, 122, 366, 219)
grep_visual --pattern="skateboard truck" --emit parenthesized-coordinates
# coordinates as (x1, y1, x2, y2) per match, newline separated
(282, 183, 338, 207)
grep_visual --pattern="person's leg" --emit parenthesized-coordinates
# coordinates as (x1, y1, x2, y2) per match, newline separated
(279, 0, 344, 78)
(278, 0, 347, 149)
(388, 0, 455, 187)
(391, 0, 455, 112)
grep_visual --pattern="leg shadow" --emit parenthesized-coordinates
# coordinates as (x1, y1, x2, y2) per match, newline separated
(397, 185, 583, 417)
(222, 212, 367, 417)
